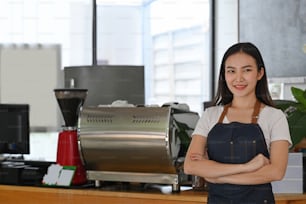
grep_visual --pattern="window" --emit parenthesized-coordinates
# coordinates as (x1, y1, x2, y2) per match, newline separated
(96, 0, 211, 113)
(145, 0, 211, 113)
(0, 0, 92, 67)
(151, 26, 209, 112)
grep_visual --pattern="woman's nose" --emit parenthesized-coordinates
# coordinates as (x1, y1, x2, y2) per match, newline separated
(235, 72, 244, 82)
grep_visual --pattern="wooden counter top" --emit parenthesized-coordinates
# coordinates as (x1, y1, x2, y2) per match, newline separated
(0, 184, 205, 204)
(1, 184, 306, 204)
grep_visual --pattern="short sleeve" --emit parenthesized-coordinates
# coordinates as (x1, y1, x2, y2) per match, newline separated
(259, 107, 292, 148)
(192, 106, 222, 138)
(270, 109, 292, 146)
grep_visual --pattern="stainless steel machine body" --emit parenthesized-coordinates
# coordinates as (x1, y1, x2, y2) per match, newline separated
(78, 106, 199, 191)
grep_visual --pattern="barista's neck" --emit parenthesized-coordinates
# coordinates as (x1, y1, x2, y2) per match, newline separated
(231, 97, 258, 109)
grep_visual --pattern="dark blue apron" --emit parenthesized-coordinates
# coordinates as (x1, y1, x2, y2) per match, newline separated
(206, 100, 275, 204)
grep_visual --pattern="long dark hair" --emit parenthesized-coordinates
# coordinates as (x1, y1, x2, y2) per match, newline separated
(214, 42, 274, 106)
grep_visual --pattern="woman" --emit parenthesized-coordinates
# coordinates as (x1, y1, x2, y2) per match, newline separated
(184, 42, 292, 204)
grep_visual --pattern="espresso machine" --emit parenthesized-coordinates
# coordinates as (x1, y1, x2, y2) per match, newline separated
(78, 105, 200, 191)
(54, 88, 88, 185)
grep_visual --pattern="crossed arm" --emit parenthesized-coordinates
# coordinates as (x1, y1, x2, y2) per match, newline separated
(183, 135, 290, 185)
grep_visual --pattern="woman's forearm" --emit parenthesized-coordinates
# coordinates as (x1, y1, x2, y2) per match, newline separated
(204, 141, 290, 185)
(185, 158, 245, 178)
(208, 163, 285, 185)
(184, 153, 268, 178)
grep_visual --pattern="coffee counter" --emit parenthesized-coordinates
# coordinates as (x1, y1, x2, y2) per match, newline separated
(1, 184, 306, 204)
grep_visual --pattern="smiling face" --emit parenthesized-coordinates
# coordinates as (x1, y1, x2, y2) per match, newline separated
(224, 52, 264, 99)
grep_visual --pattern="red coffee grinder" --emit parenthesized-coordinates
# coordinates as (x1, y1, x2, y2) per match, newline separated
(54, 88, 88, 185)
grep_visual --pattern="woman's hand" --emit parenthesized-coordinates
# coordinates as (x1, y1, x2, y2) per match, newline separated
(190, 153, 204, 161)
(205, 177, 220, 184)
(244, 153, 270, 172)
(190, 150, 209, 161)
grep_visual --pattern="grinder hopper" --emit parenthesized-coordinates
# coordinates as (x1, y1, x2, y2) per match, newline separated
(54, 88, 88, 128)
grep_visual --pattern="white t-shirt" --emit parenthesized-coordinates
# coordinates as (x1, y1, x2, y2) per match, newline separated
(193, 105, 292, 152)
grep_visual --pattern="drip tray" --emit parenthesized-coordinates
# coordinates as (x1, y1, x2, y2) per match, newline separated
(97, 181, 192, 194)
(88, 170, 181, 192)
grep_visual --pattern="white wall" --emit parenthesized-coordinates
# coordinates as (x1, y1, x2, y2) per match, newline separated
(0, 44, 63, 130)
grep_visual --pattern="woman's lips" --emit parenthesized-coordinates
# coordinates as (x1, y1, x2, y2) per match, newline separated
(234, 84, 247, 90)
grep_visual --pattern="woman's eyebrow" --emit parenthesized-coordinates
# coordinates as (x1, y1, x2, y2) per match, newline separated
(226, 65, 252, 69)
(241, 65, 252, 68)
(225, 66, 235, 69)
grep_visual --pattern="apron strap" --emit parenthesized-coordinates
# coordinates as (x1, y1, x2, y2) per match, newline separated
(218, 104, 230, 123)
(218, 100, 261, 124)
(251, 100, 261, 124)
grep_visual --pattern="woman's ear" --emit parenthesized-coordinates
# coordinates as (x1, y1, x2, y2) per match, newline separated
(257, 67, 264, 80)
